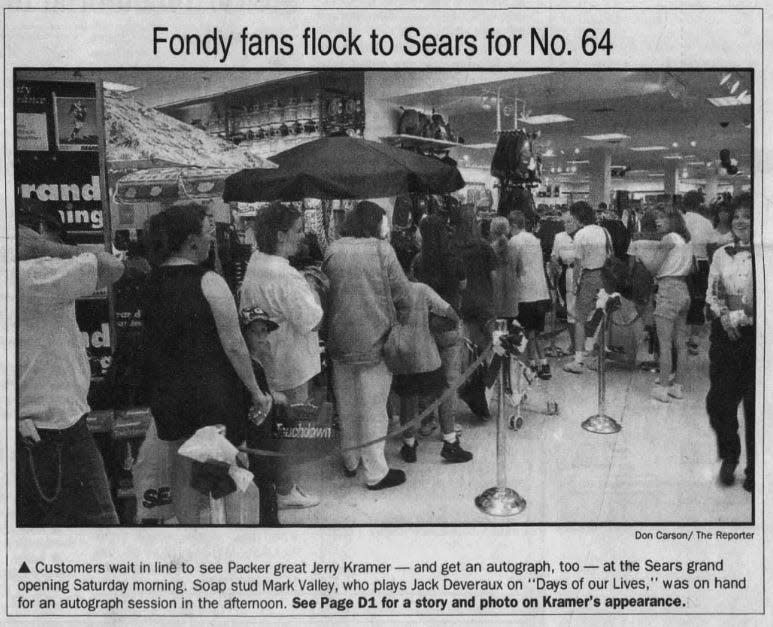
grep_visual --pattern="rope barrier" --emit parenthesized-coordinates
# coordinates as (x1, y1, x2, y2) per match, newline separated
(238, 343, 496, 464)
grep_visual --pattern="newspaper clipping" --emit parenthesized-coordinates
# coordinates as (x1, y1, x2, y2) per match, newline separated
(3, 2, 770, 624)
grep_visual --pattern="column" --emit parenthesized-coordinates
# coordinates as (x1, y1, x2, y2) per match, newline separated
(663, 159, 680, 201)
(704, 172, 720, 205)
(588, 148, 612, 209)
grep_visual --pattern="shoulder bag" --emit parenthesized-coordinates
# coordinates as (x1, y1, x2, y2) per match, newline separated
(377, 243, 438, 374)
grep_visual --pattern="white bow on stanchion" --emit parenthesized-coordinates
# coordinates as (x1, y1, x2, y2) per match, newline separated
(177, 425, 255, 524)
(474, 320, 528, 517)
(581, 290, 623, 435)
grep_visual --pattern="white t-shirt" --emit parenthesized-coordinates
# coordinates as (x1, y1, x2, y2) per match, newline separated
(551, 231, 575, 265)
(657, 232, 693, 278)
(683, 211, 714, 260)
(239, 251, 323, 392)
(19, 254, 98, 429)
(508, 230, 549, 303)
(573, 224, 608, 270)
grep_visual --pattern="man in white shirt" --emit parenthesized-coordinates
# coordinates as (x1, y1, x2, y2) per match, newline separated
(17, 208, 125, 525)
(681, 190, 715, 353)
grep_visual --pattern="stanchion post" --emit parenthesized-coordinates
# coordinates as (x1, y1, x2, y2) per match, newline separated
(475, 319, 527, 516)
(581, 310, 621, 434)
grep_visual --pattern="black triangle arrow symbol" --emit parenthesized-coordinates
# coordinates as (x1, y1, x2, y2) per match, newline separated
(18, 562, 30, 574)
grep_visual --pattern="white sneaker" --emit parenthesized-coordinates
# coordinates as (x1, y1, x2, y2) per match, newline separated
(563, 361, 584, 374)
(667, 384, 684, 399)
(277, 484, 320, 510)
(651, 385, 670, 403)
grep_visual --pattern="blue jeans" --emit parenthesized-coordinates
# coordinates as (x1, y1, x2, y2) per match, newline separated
(16, 415, 118, 526)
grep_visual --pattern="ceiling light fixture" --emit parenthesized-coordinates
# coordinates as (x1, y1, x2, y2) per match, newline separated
(736, 89, 749, 102)
(104, 81, 140, 93)
(689, 140, 697, 147)
(663, 154, 683, 160)
(707, 95, 751, 106)
(583, 133, 630, 141)
(730, 81, 740, 94)
(520, 113, 573, 124)
(567, 159, 589, 164)
(719, 72, 733, 86)
(671, 142, 679, 148)
(630, 146, 668, 151)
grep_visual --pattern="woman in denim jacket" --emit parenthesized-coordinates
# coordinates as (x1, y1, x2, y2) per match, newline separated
(323, 201, 412, 491)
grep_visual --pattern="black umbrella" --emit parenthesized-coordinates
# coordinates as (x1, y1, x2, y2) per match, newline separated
(223, 136, 465, 202)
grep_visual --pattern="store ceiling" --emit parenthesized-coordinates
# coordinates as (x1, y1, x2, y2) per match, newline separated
(389, 70, 753, 179)
(23, 69, 752, 182)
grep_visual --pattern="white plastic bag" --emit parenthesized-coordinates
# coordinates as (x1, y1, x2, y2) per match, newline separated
(133, 419, 175, 523)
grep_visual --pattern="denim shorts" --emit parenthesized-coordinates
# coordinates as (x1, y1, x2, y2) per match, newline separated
(655, 277, 690, 321)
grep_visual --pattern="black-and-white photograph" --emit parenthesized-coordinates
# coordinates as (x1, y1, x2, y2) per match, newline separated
(53, 95, 99, 151)
(15, 68, 754, 528)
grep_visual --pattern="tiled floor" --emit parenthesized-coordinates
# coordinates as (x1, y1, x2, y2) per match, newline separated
(281, 327, 753, 526)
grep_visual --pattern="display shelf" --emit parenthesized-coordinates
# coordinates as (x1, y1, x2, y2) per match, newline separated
(380, 134, 463, 153)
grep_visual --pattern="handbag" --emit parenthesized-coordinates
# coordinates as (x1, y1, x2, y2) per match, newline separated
(378, 244, 439, 374)
(601, 228, 632, 298)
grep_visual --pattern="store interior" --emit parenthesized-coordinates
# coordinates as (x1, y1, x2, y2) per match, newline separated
(16, 69, 754, 524)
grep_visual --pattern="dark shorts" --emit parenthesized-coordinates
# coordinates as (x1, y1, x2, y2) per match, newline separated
(16, 415, 118, 526)
(517, 299, 550, 333)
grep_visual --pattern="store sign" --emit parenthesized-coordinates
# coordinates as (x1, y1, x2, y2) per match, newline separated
(15, 78, 114, 407)
(15, 153, 105, 244)
(76, 298, 113, 378)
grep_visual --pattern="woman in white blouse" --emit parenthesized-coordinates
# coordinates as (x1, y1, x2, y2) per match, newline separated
(240, 202, 324, 511)
(705, 195, 754, 492)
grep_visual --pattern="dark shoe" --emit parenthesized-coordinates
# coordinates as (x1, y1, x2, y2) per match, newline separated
(743, 476, 753, 493)
(400, 441, 418, 463)
(367, 469, 406, 491)
(342, 463, 357, 478)
(441, 438, 473, 463)
(719, 459, 737, 486)
(537, 364, 552, 380)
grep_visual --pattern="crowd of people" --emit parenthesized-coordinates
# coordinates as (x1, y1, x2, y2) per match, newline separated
(16, 186, 755, 526)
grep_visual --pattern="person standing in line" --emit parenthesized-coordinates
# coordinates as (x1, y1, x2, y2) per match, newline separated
(17, 206, 125, 525)
(489, 216, 518, 323)
(707, 197, 735, 260)
(323, 201, 412, 490)
(411, 214, 472, 461)
(680, 190, 715, 355)
(508, 210, 552, 379)
(563, 201, 608, 374)
(239, 202, 323, 511)
(450, 205, 498, 350)
(647, 205, 693, 403)
(705, 195, 754, 492)
(142, 204, 273, 523)
(550, 207, 580, 355)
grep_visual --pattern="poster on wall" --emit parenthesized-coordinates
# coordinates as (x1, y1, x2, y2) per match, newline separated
(53, 95, 99, 151)
(15, 112, 49, 151)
